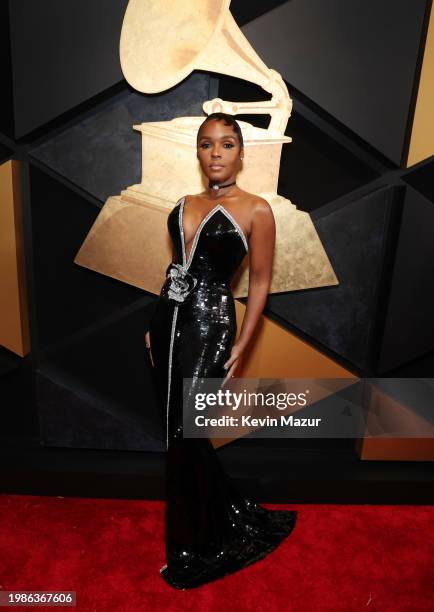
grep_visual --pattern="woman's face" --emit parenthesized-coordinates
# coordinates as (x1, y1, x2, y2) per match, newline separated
(197, 119, 243, 184)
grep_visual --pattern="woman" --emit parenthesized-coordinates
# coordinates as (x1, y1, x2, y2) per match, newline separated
(145, 112, 297, 589)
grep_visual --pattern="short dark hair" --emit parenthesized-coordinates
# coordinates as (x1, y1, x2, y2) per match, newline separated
(197, 112, 244, 148)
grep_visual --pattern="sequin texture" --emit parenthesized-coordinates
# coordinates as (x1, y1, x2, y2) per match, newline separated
(148, 196, 297, 589)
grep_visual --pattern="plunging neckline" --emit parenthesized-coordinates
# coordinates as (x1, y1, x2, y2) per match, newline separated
(179, 196, 249, 268)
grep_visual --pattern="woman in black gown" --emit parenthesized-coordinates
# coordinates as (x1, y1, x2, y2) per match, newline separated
(146, 112, 297, 589)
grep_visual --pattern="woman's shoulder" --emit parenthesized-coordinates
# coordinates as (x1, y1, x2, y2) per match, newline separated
(173, 194, 188, 207)
(182, 192, 203, 203)
(236, 189, 272, 214)
(176, 193, 197, 206)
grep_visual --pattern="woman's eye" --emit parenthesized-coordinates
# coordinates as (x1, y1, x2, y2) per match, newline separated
(199, 142, 234, 149)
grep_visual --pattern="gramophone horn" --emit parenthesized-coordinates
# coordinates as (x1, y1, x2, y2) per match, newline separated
(120, 0, 272, 94)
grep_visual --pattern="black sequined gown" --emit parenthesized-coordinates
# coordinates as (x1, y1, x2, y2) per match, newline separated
(148, 195, 297, 590)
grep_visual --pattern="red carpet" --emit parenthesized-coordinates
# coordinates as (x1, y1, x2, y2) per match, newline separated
(0, 494, 433, 611)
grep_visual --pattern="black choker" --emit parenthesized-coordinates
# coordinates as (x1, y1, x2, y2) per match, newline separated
(208, 180, 236, 191)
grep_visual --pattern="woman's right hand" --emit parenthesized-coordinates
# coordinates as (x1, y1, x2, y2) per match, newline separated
(145, 331, 155, 368)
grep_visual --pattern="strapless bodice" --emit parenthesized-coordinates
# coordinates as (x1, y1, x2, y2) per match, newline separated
(160, 196, 248, 306)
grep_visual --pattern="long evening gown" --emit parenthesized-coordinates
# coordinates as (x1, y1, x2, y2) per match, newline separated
(148, 195, 297, 590)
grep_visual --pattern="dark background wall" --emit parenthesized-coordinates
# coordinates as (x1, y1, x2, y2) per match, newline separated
(8, 0, 129, 137)
(243, 0, 428, 165)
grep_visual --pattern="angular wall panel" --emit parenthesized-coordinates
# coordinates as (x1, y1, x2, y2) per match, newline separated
(378, 179, 434, 372)
(29, 166, 145, 349)
(30, 73, 212, 202)
(9, 0, 129, 137)
(267, 187, 396, 370)
(243, 0, 428, 165)
(0, 160, 30, 357)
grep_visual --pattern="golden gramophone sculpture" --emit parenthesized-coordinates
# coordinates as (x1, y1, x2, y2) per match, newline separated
(74, 0, 338, 297)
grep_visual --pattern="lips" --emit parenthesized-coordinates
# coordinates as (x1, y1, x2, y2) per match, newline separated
(209, 164, 224, 169)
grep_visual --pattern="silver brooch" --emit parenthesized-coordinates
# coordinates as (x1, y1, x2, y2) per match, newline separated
(164, 263, 198, 304)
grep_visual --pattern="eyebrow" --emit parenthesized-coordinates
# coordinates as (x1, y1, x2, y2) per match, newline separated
(199, 134, 236, 141)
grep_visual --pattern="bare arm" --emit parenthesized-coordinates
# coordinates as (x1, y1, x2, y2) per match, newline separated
(223, 198, 276, 379)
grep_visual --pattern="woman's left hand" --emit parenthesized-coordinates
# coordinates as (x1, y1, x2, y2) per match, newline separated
(222, 343, 244, 385)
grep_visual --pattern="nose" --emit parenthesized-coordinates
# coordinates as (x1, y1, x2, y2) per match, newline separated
(211, 144, 222, 157)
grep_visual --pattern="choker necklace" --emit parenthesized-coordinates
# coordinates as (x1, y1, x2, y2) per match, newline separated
(208, 180, 236, 191)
